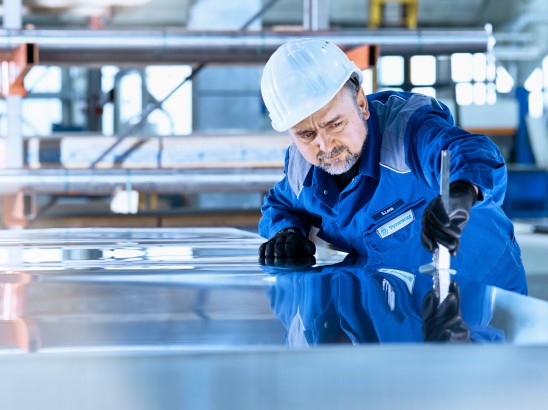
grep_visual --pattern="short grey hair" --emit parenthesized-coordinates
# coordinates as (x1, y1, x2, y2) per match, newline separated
(343, 76, 366, 120)
(344, 76, 360, 99)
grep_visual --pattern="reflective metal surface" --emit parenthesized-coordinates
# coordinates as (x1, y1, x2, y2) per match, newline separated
(0, 227, 546, 354)
(0, 228, 346, 353)
(266, 256, 548, 346)
(0, 228, 548, 409)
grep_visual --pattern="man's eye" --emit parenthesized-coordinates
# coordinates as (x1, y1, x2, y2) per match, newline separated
(332, 121, 343, 128)
(302, 132, 315, 140)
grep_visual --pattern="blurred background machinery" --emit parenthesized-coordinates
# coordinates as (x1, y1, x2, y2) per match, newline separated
(0, 0, 546, 231)
(0, 0, 547, 292)
(1, 2, 548, 409)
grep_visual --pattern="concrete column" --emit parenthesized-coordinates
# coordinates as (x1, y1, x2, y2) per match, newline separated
(5, 96, 24, 168)
(3, 0, 23, 29)
(303, 0, 330, 31)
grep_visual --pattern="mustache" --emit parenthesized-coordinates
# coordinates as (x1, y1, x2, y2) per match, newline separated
(317, 146, 347, 161)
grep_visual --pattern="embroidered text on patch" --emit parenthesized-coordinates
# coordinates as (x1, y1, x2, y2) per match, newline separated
(376, 210, 414, 239)
(371, 198, 404, 221)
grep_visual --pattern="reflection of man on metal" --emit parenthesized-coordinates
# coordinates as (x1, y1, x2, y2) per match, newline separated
(258, 38, 526, 295)
(265, 256, 502, 346)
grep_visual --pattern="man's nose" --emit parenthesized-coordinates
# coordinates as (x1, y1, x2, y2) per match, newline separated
(317, 133, 335, 153)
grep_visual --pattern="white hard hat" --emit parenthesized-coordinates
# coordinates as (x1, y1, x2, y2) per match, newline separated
(261, 38, 363, 132)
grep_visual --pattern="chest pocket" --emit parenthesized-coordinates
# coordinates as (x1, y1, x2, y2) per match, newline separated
(363, 197, 426, 254)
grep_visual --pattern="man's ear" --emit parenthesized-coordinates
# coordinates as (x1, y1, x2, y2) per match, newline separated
(356, 87, 370, 120)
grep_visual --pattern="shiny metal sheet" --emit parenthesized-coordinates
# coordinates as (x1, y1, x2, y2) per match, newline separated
(0, 227, 547, 353)
(1, 227, 548, 410)
(0, 228, 346, 353)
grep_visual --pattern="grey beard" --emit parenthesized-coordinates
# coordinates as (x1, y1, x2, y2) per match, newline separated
(316, 112, 368, 175)
(318, 147, 360, 175)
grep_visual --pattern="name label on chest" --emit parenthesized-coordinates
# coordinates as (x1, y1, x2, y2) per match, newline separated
(371, 199, 404, 221)
(376, 209, 415, 239)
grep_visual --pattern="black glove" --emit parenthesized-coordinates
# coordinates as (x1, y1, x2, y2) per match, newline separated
(259, 256, 316, 268)
(422, 281, 470, 343)
(421, 180, 477, 256)
(258, 228, 316, 259)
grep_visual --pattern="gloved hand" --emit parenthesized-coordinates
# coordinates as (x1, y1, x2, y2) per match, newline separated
(258, 228, 316, 259)
(422, 281, 470, 343)
(259, 255, 316, 268)
(421, 180, 477, 256)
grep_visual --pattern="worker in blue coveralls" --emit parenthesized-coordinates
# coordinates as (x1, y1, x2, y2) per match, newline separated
(258, 38, 527, 295)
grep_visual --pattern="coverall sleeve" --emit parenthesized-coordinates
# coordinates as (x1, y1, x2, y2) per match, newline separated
(404, 101, 507, 208)
(259, 176, 314, 239)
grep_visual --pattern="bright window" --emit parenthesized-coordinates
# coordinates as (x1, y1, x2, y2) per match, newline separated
(22, 99, 63, 135)
(455, 83, 473, 105)
(411, 55, 436, 86)
(146, 66, 193, 135)
(486, 83, 497, 105)
(473, 82, 487, 105)
(379, 56, 404, 86)
(524, 68, 543, 92)
(24, 66, 62, 93)
(119, 71, 143, 127)
(361, 69, 374, 95)
(495, 66, 514, 94)
(473, 54, 487, 82)
(524, 66, 545, 118)
(529, 91, 543, 118)
(451, 53, 473, 82)
(411, 87, 436, 98)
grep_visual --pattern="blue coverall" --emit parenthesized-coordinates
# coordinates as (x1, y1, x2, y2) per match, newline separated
(259, 91, 527, 294)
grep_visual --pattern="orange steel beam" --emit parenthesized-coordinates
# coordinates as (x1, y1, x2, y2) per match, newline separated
(0, 274, 40, 352)
(465, 127, 517, 136)
(343, 44, 380, 70)
(0, 43, 38, 97)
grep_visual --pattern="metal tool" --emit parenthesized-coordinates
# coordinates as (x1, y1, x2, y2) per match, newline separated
(433, 150, 451, 304)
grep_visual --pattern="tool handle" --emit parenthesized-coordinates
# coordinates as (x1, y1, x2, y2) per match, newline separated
(435, 150, 451, 304)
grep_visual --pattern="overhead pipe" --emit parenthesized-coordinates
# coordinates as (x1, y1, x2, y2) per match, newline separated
(505, 13, 548, 33)
(494, 13, 548, 61)
(0, 29, 490, 64)
(0, 168, 283, 195)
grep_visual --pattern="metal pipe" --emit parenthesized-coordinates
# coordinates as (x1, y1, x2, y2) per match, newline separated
(0, 29, 490, 64)
(0, 168, 283, 195)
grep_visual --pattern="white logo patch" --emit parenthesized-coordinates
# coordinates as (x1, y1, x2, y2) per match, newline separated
(376, 209, 414, 239)
(378, 268, 416, 294)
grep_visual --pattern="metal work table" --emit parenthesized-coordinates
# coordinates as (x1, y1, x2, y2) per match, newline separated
(0, 227, 547, 409)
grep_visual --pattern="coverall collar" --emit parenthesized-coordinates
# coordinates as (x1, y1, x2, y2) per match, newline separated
(358, 114, 381, 181)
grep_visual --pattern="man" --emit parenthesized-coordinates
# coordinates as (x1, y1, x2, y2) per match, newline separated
(258, 38, 527, 294)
